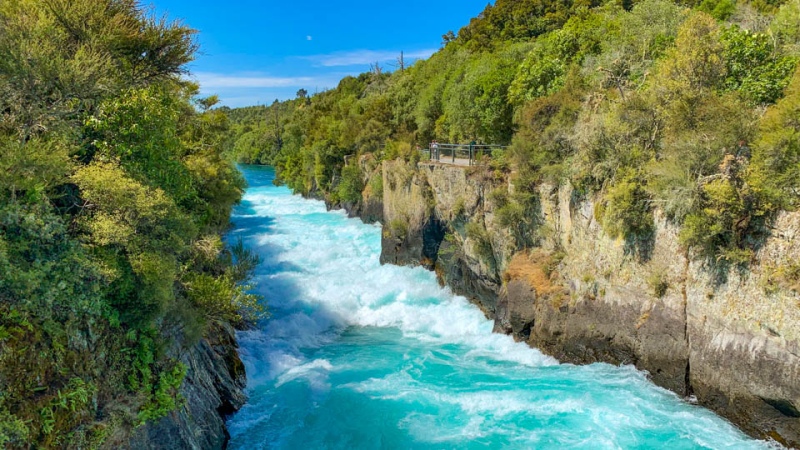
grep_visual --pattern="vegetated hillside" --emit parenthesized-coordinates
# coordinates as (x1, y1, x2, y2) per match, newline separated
(229, 0, 800, 268)
(0, 0, 262, 447)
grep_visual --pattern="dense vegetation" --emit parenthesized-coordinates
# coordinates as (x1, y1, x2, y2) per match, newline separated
(229, 0, 800, 267)
(0, 1, 260, 447)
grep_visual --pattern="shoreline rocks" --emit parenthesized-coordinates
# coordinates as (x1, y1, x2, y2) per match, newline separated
(368, 160, 800, 447)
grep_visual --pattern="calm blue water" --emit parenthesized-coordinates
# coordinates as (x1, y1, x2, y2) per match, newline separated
(227, 165, 770, 450)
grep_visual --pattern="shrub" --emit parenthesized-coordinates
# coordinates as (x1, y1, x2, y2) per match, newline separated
(388, 219, 408, 239)
(598, 168, 654, 240)
(452, 197, 466, 217)
(368, 173, 383, 198)
(337, 165, 364, 204)
(647, 270, 670, 298)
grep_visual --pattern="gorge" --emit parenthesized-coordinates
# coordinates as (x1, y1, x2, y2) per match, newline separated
(223, 165, 775, 449)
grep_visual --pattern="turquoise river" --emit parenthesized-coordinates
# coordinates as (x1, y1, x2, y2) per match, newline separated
(226, 165, 775, 450)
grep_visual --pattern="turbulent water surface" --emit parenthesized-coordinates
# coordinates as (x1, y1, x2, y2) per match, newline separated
(227, 165, 769, 450)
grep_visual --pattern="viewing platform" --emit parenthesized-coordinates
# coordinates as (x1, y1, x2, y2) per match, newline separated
(424, 143, 506, 166)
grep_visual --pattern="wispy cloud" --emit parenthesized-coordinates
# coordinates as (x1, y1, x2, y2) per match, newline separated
(194, 72, 320, 89)
(302, 48, 437, 67)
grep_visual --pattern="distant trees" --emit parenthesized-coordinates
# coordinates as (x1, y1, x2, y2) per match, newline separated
(224, 0, 800, 267)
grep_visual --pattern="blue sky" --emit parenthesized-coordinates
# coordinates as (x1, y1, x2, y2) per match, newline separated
(150, 0, 492, 107)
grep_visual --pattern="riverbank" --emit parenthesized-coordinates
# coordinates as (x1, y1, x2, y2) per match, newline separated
(321, 157, 800, 447)
(224, 164, 765, 449)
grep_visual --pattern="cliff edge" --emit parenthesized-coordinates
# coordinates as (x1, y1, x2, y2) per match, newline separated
(376, 159, 800, 447)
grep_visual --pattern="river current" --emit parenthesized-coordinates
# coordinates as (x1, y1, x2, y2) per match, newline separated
(226, 165, 770, 450)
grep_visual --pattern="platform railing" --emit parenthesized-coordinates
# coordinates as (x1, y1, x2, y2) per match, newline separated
(425, 143, 506, 166)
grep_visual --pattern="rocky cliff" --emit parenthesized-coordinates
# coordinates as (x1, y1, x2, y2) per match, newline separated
(125, 324, 246, 449)
(375, 159, 800, 447)
(380, 159, 516, 313)
(328, 154, 384, 224)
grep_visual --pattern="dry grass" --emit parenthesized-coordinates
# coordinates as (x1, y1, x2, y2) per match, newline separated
(505, 250, 565, 297)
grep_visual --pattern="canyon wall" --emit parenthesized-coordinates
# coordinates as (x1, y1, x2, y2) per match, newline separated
(376, 159, 800, 446)
(124, 324, 246, 449)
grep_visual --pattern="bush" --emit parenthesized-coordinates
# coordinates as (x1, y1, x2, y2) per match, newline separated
(647, 270, 670, 298)
(598, 168, 654, 240)
(337, 165, 364, 204)
(679, 163, 769, 265)
(388, 219, 408, 239)
(368, 174, 384, 199)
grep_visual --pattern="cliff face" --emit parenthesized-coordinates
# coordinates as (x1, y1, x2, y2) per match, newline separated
(377, 160, 800, 446)
(125, 324, 246, 450)
(381, 160, 515, 313)
(329, 154, 384, 224)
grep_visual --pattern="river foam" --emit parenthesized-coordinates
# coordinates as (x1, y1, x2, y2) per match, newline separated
(227, 166, 774, 450)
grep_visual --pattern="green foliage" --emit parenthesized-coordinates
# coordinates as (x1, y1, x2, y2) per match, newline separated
(337, 165, 365, 203)
(647, 269, 670, 297)
(388, 219, 409, 239)
(509, 11, 607, 104)
(598, 168, 654, 239)
(86, 86, 195, 202)
(750, 66, 800, 209)
(587, 0, 685, 91)
(137, 362, 187, 424)
(680, 156, 769, 264)
(0, 406, 28, 447)
(452, 197, 467, 217)
(454, 0, 604, 50)
(720, 25, 799, 105)
(0, 0, 261, 446)
(383, 141, 415, 161)
(465, 220, 497, 272)
(0, 137, 72, 202)
(234, 129, 275, 164)
(511, 69, 585, 184)
(771, 0, 800, 53)
(698, 0, 736, 19)
(368, 173, 384, 199)
(184, 272, 264, 329)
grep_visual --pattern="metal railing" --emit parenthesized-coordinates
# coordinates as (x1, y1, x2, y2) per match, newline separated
(425, 143, 505, 166)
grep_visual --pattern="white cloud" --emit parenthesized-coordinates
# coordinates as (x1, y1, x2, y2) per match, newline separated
(303, 48, 437, 67)
(307, 35, 313, 41)
(194, 72, 321, 89)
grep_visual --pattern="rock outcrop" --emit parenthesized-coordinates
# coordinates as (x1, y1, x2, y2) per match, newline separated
(374, 159, 800, 446)
(329, 154, 384, 224)
(380, 160, 515, 313)
(126, 324, 247, 449)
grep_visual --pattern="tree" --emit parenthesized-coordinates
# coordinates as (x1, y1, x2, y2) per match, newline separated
(750, 66, 800, 209)
(442, 30, 456, 46)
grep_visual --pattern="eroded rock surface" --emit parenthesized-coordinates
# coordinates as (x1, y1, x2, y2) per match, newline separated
(376, 160, 800, 446)
(127, 324, 246, 449)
